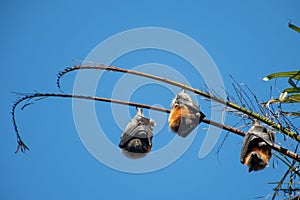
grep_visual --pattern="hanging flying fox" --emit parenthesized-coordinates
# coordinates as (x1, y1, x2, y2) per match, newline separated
(240, 120, 275, 172)
(119, 107, 155, 159)
(168, 89, 206, 137)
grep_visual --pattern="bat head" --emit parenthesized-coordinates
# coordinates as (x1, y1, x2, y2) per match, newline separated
(246, 151, 269, 172)
(121, 137, 153, 159)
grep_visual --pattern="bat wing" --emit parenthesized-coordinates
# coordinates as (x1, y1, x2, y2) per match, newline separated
(240, 125, 274, 164)
(178, 98, 199, 113)
(173, 99, 205, 137)
(119, 116, 153, 148)
(249, 126, 274, 144)
(177, 99, 206, 120)
(240, 133, 254, 164)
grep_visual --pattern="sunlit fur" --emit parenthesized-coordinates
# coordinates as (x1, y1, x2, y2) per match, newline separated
(168, 105, 193, 133)
(244, 147, 271, 172)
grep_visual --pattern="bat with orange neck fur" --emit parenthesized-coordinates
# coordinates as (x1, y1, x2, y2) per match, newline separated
(168, 90, 206, 137)
(240, 120, 275, 172)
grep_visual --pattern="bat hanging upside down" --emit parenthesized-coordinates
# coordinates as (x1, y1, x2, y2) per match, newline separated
(119, 107, 155, 159)
(168, 89, 206, 137)
(240, 120, 275, 172)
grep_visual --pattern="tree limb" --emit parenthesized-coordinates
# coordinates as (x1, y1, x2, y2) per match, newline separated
(12, 92, 300, 162)
(56, 65, 300, 143)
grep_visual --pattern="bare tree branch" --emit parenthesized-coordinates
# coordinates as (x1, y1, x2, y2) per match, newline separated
(56, 65, 300, 143)
(12, 92, 300, 162)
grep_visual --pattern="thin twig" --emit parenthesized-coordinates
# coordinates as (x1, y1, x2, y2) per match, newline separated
(272, 165, 291, 200)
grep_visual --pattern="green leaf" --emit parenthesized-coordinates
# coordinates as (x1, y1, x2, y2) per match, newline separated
(287, 94, 300, 103)
(289, 22, 300, 34)
(279, 92, 288, 101)
(280, 87, 300, 101)
(264, 94, 300, 105)
(282, 87, 300, 94)
(263, 71, 300, 81)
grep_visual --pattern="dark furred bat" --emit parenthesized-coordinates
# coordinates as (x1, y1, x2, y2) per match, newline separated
(119, 107, 155, 159)
(168, 90, 206, 137)
(240, 120, 275, 172)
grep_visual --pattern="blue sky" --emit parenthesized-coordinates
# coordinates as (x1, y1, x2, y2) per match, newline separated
(1, 1, 300, 199)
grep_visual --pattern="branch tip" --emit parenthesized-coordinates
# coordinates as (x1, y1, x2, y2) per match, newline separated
(15, 140, 29, 153)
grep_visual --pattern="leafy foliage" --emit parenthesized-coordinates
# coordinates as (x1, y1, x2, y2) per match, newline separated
(289, 22, 300, 34)
(263, 71, 300, 104)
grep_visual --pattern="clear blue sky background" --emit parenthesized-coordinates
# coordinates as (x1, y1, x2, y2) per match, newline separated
(1, 1, 300, 200)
